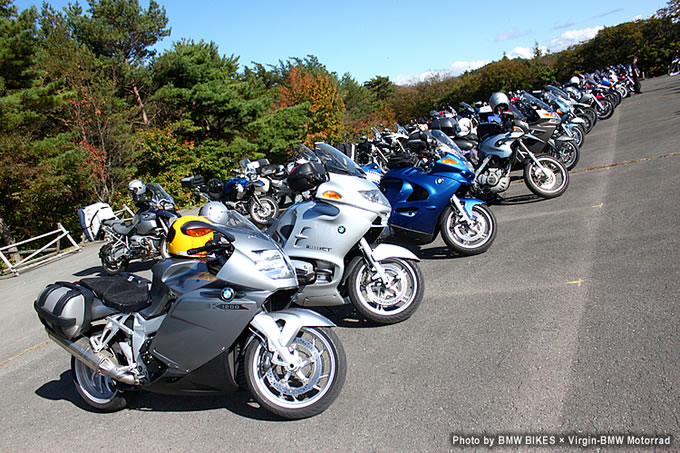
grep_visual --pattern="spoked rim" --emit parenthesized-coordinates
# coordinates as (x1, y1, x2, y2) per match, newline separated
(530, 159, 567, 192)
(353, 260, 418, 315)
(251, 199, 277, 224)
(446, 208, 493, 249)
(250, 328, 337, 410)
(73, 358, 119, 405)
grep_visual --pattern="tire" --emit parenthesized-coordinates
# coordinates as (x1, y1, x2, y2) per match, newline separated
(99, 243, 128, 275)
(244, 327, 346, 419)
(439, 204, 497, 255)
(551, 141, 580, 171)
(595, 99, 614, 120)
(570, 125, 585, 148)
(348, 257, 424, 325)
(248, 196, 278, 226)
(523, 154, 569, 199)
(71, 352, 133, 412)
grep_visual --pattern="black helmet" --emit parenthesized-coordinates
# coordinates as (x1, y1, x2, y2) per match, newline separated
(287, 161, 327, 193)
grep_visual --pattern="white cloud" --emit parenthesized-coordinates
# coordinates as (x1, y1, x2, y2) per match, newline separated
(549, 26, 604, 52)
(450, 60, 491, 75)
(507, 45, 549, 59)
(394, 60, 492, 85)
(394, 69, 452, 86)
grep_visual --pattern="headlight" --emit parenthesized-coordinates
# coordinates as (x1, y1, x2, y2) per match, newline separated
(252, 249, 294, 280)
(359, 189, 391, 209)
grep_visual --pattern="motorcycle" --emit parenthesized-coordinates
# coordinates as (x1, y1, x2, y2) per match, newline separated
(35, 211, 346, 419)
(268, 143, 425, 325)
(99, 183, 179, 275)
(181, 161, 278, 227)
(380, 130, 497, 255)
(473, 112, 569, 200)
(510, 92, 581, 170)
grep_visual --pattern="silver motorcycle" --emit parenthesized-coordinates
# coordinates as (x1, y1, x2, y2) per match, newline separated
(269, 143, 425, 325)
(99, 183, 178, 274)
(36, 211, 346, 419)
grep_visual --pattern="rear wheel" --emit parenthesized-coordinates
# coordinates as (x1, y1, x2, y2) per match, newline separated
(523, 155, 569, 199)
(244, 327, 346, 419)
(71, 346, 133, 412)
(440, 204, 496, 255)
(348, 257, 424, 325)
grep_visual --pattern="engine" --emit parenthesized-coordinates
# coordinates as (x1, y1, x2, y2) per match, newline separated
(476, 167, 511, 193)
(130, 235, 156, 257)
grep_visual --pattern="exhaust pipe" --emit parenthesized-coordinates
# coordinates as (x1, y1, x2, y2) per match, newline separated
(47, 330, 138, 386)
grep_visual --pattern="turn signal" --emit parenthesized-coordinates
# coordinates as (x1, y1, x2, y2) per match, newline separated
(323, 191, 342, 200)
(186, 228, 213, 237)
(440, 157, 459, 166)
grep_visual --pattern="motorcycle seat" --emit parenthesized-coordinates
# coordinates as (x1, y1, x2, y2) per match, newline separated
(261, 165, 287, 179)
(79, 276, 151, 313)
(102, 219, 135, 235)
(454, 138, 478, 151)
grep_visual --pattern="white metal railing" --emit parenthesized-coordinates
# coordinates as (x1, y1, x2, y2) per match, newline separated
(0, 223, 81, 277)
(114, 204, 135, 220)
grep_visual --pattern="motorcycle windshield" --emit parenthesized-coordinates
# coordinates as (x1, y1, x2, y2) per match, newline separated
(314, 143, 365, 178)
(221, 210, 270, 240)
(429, 130, 466, 159)
(146, 183, 175, 205)
(520, 91, 555, 113)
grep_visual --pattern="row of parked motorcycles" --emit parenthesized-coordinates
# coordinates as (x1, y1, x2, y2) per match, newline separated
(34, 65, 631, 421)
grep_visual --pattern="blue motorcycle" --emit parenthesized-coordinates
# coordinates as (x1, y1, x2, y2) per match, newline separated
(380, 130, 497, 255)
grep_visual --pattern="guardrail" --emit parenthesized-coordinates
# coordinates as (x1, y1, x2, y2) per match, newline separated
(0, 223, 81, 277)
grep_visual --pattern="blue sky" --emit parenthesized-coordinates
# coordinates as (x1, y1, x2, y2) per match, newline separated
(15, 0, 667, 84)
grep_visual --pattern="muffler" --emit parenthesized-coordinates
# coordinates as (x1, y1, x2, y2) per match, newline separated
(47, 330, 137, 385)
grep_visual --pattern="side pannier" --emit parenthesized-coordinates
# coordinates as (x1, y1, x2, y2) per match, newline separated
(34, 282, 93, 339)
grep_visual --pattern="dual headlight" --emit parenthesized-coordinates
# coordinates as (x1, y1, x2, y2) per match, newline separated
(251, 249, 295, 280)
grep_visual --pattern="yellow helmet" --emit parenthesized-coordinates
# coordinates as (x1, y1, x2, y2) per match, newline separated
(167, 215, 215, 258)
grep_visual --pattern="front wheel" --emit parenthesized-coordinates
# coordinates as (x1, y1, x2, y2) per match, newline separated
(523, 155, 569, 199)
(440, 204, 497, 255)
(551, 141, 580, 170)
(249, 196, 279, 226)
(244, 327, 346, 419)
(596, 99, 614, 120)
(99, 243, 128, 275)
(348, 257, 424, 325)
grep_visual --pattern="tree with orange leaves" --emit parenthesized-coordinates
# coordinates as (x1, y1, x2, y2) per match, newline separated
(276, 66, 344, 146)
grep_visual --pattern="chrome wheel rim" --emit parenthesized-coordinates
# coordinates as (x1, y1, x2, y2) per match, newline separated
(354, 260, 417, 315)
(447, 209, 492, 248)
(251, 329, 336, 409)
(73, 357, 118, 404)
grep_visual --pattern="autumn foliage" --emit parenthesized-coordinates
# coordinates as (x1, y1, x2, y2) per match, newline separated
(276, 66, 344, 146)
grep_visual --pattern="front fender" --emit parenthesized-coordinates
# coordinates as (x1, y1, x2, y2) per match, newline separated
(250, 308, 336, 348)
(456, 198, 486, 218)
(371, 243, 419, 262)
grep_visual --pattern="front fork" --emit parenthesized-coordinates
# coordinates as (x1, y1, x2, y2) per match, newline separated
(358, 237, 390, 282)
(519, 141, 550, 177)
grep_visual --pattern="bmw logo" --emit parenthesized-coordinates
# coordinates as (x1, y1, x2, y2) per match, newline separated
(435, 178, 444, 185)
(338, 226, 346, 234)
(221, 287, 235, 301)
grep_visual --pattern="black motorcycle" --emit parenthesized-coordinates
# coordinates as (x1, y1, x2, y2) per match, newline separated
(98, 183, 179, 274)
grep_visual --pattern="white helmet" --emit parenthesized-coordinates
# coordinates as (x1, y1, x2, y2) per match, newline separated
(568, 76, 581, 86)
(199, 201, 230, 225)
(128, 179, 146, 196)
(489, 92, 510, 114)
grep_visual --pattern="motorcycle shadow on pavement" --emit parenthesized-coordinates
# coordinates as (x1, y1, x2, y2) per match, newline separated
(311, 305, 384, 329)
(34, 371, 289, 421)
(488, 193, 542, 206)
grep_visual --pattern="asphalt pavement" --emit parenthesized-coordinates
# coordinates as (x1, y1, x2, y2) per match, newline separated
(0, 75, 678, 452)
